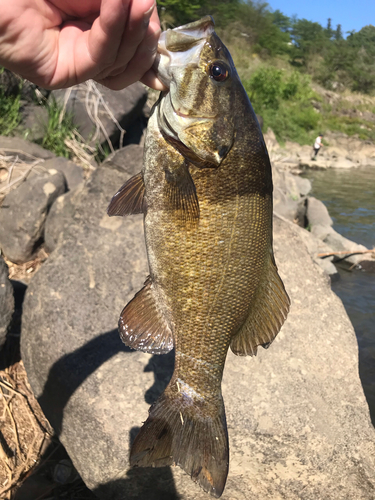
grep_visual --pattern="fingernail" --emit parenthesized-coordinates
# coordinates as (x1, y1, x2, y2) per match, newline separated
(143, 2, 155, 27)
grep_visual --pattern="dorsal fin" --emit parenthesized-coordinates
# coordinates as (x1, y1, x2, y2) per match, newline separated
(230, 254, 290, 356)
(119, 278, 174, 354)
(107, 172, 145, 216)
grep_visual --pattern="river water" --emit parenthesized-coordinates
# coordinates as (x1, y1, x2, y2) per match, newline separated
(303, 166, 375, 422)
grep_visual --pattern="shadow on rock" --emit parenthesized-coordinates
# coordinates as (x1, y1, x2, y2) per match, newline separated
(37, 331, 180, 499)
(144, 350, 175, 404)
(38, 332, 176, 436)
(38, 329, 131, 436)
(93, 470, 181, 500)
(93, 425, 180, 500)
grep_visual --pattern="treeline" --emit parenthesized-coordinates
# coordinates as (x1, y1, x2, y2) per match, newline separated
(158, 0, 375, 94)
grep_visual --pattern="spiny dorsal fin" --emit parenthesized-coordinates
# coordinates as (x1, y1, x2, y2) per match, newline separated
(119, 278, 173, 354)
(130, 380, 228, 498)
(164, 161, 200, 223)
(230, 254, 290, 356)
(107, 172, 145, 216)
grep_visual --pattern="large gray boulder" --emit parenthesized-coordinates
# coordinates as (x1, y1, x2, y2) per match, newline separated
(42, 157, 84, 191)
(0, 257, 14, 349)
(0, 169, 66, 263)
(44, 186, 84, 253)
(51, 83, 147, 148)
(21, 146, 375, 499)
(272, 167, 311, 222)
(306, 196, 333, 228)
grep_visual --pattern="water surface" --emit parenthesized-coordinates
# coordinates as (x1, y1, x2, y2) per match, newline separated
(303, 165, 375, 423)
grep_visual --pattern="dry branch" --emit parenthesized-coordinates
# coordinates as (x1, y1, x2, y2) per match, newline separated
(317, 248, 375, 258)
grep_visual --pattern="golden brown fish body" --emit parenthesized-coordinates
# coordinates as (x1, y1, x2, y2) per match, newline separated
(108, 16, 289, 498)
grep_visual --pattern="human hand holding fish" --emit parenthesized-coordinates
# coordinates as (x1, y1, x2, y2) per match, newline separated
(108, 16, 290, 498)
(0, 0, 166, 90)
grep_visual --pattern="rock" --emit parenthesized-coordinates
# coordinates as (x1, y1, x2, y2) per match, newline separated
(306, 197, 333, 228)
(264, 128, 375, 172)
(51, 83, 147, 148)
(0, 136, 55, 161)
(294, 175, 311, 196)
(42, 157, 84, 191)
(103, 145, 144, 170)
(17, 104, 49, 143)
(0, 69, 37, 102)
(323, 227, 371, 265)
(273, 192, 298, 221)
(21, 149, 375, 499)
(0, 170, 66, 263)
(44, 186, 84, 253)
(263, 128, 279, 152)
(0, 257, 14, 349)
(272, 167, 311, 222)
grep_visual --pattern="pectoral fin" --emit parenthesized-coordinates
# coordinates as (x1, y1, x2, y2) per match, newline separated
(164, 161, 200, 223)
(119, 278, 173, 354)
(107, 172, 145, 216)
(230, 255, 290, 356)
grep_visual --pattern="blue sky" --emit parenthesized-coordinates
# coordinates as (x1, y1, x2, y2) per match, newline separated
(267, 0, 375, 36)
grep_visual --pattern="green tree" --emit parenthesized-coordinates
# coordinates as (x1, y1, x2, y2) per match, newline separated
(334, 24, 343, 40)
(272, 9, 291, 32)
(233, 1, 290, 56)
(290, 18, 326, 67)
(325, 18, 333, 39)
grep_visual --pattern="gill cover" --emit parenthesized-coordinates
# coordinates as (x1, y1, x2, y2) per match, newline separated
(154, 16, 236, 167)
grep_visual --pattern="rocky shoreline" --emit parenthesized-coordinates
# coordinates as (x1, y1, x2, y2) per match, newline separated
(0, 83, 375, 498)
(264, 128, 375, 276)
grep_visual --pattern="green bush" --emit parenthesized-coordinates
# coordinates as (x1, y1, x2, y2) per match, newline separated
(244, 67, 283, 109)
(243, 67, 320, 144)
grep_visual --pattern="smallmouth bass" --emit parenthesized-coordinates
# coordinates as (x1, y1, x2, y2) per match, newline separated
(108, 16, 290, 498)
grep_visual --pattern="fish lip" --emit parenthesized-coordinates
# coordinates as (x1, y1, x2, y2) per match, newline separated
(170, 98, 216, 121)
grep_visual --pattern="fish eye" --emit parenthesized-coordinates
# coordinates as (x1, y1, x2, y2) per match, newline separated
(208, 62, 230, 82)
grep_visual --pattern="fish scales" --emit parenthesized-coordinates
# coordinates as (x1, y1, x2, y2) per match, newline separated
(107, 15, 290, 498)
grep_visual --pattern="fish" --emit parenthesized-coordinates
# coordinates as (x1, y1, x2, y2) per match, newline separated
(107, 16, 290, 498)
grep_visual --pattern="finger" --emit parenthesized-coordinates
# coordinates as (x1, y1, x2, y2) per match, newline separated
(96, 5, 164, 80)
(140, 68, 168, 91)
(87, 0, 131, 67)
(102, 0, 157, 76)
(96, 22, 161, 90)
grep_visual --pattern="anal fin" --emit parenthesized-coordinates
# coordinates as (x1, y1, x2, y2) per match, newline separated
(230, 254, 290, 356)
(119, 278, 173, 354)
(107, 172, 145, 216)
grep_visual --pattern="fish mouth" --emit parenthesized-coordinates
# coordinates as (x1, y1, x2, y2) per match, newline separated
(170, 98, 216, 121)
(154, 16, 215, 88)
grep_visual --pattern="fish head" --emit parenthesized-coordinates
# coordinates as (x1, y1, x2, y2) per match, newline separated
(154, 16, 238, 167)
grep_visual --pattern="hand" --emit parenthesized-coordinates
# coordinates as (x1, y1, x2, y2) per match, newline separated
(0, 0, 166, 90)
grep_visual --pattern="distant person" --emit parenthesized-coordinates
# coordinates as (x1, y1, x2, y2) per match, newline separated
(312, 134, 324, 160)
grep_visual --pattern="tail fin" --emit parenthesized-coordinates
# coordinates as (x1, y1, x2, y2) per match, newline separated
(130, 386, 229, 498)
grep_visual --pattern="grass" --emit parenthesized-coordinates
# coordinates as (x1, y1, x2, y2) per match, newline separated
(322, 116, 375, 142)
(0, 90, 21, 136)
(39, 99, 76, 158)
